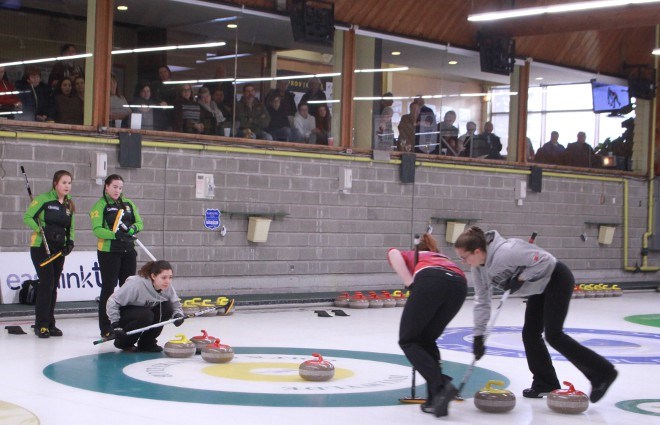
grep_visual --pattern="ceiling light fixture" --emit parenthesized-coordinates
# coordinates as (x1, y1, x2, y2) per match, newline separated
(227, 23, 238, 29)
(391, 51, 401, 56)
(117, 5, 128, 11)
(468, 0, 660, 22)
(354, 66, 409, 74)
(535, 77, 544, 80)
(112, 42, 226, 55)
(448, 60, 458, 65)
(653, 48, 660, 55)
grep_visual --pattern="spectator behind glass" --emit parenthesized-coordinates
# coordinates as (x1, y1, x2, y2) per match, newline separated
(265, 79, 297, 120)
(375, 106, 395, 150)
(54, 77, 83, 125)
(265, 94, 293, 142)
(173, 84, 203, 134)
(459, 121, 478, 157)
(74, 76, 85, 105)
(299, 77, 327, 116)
(440, 110, 461, 156)
(203, 65, 235, 113)
(315, 104, 331, 145)
(293, 103, 317, 144)
(482, 121, 503, 160)
(15, 67, 52, 122)
(197, 86, 225, 135)
(535, 131, 565, 165)
(0, 65, 22, 117)
(152, 65, 177, 131)
(131, 82, 156, 131)
(235, 83, 272, 140)
(48, 43, 84, 89)
(397, 102, 420, 152)
(564, 131, 599, 168)
(109, 74, 131, 128)
(211, 88, 233, 134)
(414, 96, 438, 154)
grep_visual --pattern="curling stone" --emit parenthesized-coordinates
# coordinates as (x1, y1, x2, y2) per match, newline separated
(611, 284, 623, 297)
(182, 299, 200, 316)
(299, 353, 335, 382)
(164, 334, 196, 358)
(190, 330, 216, 354)
(348, 292, 369, 309)
(583, 284, 596, 298)
(199, 299, 219, 317)
(593, 284, 605, 298)
(334, 292, 350, 308)
(601, 284, 613, 297)
(380, 291, 397, 308)
(572, 285, 585, 299)
(201, 338, 234, 363)
(547, 381, 589, 414)
(367, 292, 384, 308)
(391, 290, 407, 307)
(474, 380, 516, 413)
(215, 296, 235, 315)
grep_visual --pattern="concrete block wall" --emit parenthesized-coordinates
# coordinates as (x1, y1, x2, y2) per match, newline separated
(0, 136, 657, 298)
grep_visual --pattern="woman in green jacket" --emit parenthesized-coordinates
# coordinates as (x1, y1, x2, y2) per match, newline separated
(23, 170, 75, 338)
(90, 174, 143, 338)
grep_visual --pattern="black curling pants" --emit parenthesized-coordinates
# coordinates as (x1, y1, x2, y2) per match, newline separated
(114, 302, 173, 350)
(522, 261, 616, 390)
(98, 249, 137, 333)
(30, 246, 65, 330)
(399, 269, 467, 400)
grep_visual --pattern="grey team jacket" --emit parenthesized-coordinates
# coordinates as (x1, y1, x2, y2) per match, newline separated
(107, 275, 184, 325)
(472, 230, 557, 336)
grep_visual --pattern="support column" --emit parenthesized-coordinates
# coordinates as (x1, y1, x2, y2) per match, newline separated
(517, 59, 530, 162)
(354, 35, 377, 149)
(340, 27, 356, 148)
(90, 0, 113, 128)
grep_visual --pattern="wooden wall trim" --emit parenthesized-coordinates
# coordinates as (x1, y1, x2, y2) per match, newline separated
(91, 0, 113, 128)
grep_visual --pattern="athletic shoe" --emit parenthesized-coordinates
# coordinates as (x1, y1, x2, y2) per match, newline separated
(138, 344, 163, 353)
(36, 327, 50, 338)
(48, 326, 63, 337)
(522, 387, 556, 398)
(432, 382, 458, 417)
(420, 401, 434, 414)
(590, 368, 618, 403)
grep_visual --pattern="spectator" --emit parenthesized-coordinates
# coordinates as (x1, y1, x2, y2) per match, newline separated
(152, 65, 177, 131)
(235, 84, 271, 140)
(397, 101, 420, 152)
(379, 92, 394, 114)
(265, 79, 297, 119)
(48, 44, 84, 89)
(109, 74, 131, 128)
(15, 67, 52, 122)
(131, 82, 156, 131)
(375, 106, 395, 150)
(197, 86, 225, 135)
(315, 104, 332, 145)
(173, 84, 203, 134)
(439, 110, 460, 156)
(265, 94, 293, 142)
(564, 131, 599, 168)
(203, 65, 234, 113)
(526, 137, 536, 162)
(414, 96, 438, 154)
(482, 121, 503, 159)
(535, 131, 565, 165)
(211, 88, 232, 135)
(293, 103, 317, 143)
(53, 77, 83, 125)
(299, 77, 326, 116)
(459, 121, 478, 157)
(74, 76, 85, 105)
(0, 65, 22, 117)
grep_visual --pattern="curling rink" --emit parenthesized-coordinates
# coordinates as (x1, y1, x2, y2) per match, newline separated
(0, 291, 658, 425)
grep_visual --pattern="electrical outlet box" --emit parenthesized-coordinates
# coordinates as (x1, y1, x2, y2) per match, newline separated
(91, 152, 108, 179)
(339, 168, 352, 193)
(195, 173, 215, 199)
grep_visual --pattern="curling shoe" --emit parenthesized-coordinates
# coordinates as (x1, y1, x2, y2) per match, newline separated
(48, 326, 63, 337)
(36, 327, 50, 338)
(590, 368, 618, 403)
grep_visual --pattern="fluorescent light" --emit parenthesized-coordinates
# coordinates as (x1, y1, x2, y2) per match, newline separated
(163, 80, 199, 85)
(535, 77, 544, 81)
(448, 60, 458, 65)
(23, 57, 57, 64)
(391, 51, 401, 56)
(112, 41, 226, 55)
(178, 42, 226, 50)
(123, 104, 174, 109)
(653, 48, 660, 55)
(355, 66, 409, 73)
(307, 99, 340, 104)
(468, 0, 660, 22)
(198, 78, 235, 83)
(0, 110, 22, 115)
(0, 91, 20, 96)
(227, 24, 238, 29)
(207, 53, 252, 61)
(211, 16, 238, 23)
(117, 5, 128, 11)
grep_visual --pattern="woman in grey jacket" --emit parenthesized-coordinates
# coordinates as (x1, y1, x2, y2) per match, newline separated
(107, 260, 184, 352)
(454, 226, 617, 403)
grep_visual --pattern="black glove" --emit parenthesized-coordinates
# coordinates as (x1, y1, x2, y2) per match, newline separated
(502, 266, 526, 294)
(61, 240, 74, 256)
(473, 335, 485, 360)
(115, 230, 133, 242)
(173, 313, 185, 327)
(111, 322, 126, 338)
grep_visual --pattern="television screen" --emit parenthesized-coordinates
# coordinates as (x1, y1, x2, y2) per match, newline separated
(591, 80, 630, 113)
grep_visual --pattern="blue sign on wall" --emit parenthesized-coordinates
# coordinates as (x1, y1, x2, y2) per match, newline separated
(204, 209, 221, 230)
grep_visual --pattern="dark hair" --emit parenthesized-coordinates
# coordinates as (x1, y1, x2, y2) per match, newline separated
(104, 174, 123, 187)
(138, 260, 173, 279)
(58, 77, 73, 94)
(60, 43, 76, 54)
(418, 233, 439, 253)
(52, 170, 76, 213)
(454, 226, 487, 253)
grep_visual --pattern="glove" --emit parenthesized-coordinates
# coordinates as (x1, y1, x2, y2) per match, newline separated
(127, 224, 138, 236)
(61, 240, 74, 256)
(115, 229, 133, 242)
(473, 335, 485, 360)
(111, 322, 126, 338)
(173, 313, 185, 327)
(502, 266, 526, 294)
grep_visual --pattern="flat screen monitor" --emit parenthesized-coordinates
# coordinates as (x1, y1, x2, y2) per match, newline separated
(591, 80, 630, 113)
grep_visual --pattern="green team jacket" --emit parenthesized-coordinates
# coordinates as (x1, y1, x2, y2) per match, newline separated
(89, 196, 143, 252)
(23, 188, 75, 248)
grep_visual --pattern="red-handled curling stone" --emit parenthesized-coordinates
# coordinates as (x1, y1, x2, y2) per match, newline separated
(201, 338, 234, 363)
(547, 381, 589, 414)
(299, 353, 335, 381)
(190, 330, 216, 355)
(474, 380, 516, 413)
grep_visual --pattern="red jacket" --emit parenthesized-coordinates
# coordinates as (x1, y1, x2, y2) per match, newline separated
(388, 248, 465, 279)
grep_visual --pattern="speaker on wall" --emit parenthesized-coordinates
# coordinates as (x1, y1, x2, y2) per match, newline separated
(400, 153, 416, 184)
(118, 133, 142, 168)
(478, 33, 515, 76)
(529, 166, 542, 193)
(290, 0, 334, 46)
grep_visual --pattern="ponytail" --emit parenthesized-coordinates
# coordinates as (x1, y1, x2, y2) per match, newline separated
(418, 233, 439, 253)
(454, 225, 487, 252)
(138, 260, 173, 279)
